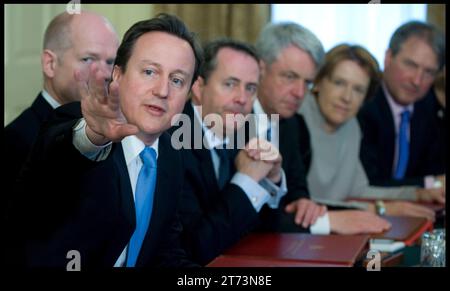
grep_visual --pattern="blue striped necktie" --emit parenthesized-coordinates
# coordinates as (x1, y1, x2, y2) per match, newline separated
(126, 147, 157, 267)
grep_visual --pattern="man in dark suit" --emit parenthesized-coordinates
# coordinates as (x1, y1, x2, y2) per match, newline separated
(358, 21, 445, 197)
(254, 22, 391, 235)
(168, 39, 325, 265)
(6, 14, 203, 268)
(4, 11, 119, 187)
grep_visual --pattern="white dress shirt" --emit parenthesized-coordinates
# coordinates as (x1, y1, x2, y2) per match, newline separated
(41, 90, 61, 109)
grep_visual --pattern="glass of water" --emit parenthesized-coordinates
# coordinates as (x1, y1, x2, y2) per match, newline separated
(421, 229, 446, 267)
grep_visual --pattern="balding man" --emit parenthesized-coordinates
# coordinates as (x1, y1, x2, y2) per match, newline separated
(4, 10, 119, 184)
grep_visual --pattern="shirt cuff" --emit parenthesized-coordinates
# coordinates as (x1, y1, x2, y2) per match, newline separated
(309, 213, 330, 235)
(424, 175, 435, 189)
(230, 172, 271, 212)
(73, 118, 112, 161)
(260, 170, 288, 209)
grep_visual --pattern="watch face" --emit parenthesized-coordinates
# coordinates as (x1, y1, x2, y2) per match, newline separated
(376, 201, 386, 216)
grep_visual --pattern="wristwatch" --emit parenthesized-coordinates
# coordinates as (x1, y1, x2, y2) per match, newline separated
(375, 200, 386, 216)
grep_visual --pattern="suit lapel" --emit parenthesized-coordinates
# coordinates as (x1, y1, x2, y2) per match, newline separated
(278, 118, 288, 156)
(30, 93, 54, 123)
(196, 147, 220, 193)
(408, 95, 430, 174)
(111, 143, 136, 230)
(185, 103, 222, 193)
(377, 89, 397, 172)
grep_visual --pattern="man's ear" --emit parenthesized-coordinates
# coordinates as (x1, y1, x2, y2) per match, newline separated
(41, 49, 58, 78)
(112, 65, 122, 82)
(191, 76, 205, 105)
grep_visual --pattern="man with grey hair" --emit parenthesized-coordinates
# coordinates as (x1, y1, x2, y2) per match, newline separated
(358, 21, 446, 204)
(4, 10, 119, 186)
(254, 22, 392, 235)
(256, 22, 324, 119)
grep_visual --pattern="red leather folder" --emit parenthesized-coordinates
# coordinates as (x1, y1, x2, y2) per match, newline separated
(207, 255, 348, 267)
(372, 216, 433, 246)
(220, 233, 369, 267)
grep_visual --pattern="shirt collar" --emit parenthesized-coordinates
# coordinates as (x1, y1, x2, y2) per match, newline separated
(191, 101, 229, 149)
(122, 135, 159, 166)
(382, 82, 414, 116)
(253, 98, 277, 134)
(253, 97, 266, 116)
(41, 90, 61, 109)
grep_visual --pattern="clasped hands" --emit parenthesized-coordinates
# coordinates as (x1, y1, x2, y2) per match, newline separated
(236, 138, 327, 228)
